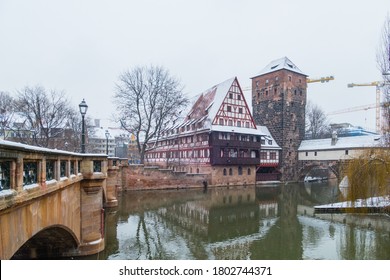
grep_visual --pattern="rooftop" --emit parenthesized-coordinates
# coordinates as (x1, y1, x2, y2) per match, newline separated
(252, 56, 307, 78)
(298, 134, 384, 151)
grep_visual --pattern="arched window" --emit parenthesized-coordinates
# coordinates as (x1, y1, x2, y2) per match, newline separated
(247, 168, 251, 175)
(223, 168, 227, 176)
(229, 168, 233, 176)
(238, 166, 243, 175)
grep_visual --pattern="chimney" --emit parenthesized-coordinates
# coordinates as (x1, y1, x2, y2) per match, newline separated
(331, 130, 338, 146)
(94, 119, 100, 128)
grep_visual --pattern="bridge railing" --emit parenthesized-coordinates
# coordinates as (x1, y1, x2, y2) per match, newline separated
(0, 139, 108, 210)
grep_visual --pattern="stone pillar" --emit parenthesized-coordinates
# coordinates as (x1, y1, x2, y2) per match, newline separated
(105, 159, 119, 208)
(76, 157, 106, 256)
(78, 178, 105, 255)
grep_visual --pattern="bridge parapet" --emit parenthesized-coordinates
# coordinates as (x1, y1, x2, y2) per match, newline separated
(0, 140, 115, 259)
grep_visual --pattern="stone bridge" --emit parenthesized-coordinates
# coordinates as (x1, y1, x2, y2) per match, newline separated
(297, 159, 348, 181)
(0, 140, 127, 259)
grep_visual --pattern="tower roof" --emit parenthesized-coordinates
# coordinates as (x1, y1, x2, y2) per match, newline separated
(252, 56, 307, 78)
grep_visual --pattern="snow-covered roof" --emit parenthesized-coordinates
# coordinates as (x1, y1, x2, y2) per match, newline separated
(256, 125, 281, 150)
(298, 134, 384, 151)
(150, 77, 283, 144)
(91, 126, 132, 140)
(252, 56, 307, 78)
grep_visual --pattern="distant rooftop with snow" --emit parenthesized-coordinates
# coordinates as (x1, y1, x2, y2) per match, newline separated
(299, 134, 384, 151)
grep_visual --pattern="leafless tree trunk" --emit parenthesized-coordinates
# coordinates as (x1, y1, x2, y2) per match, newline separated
(13, 86, 76, 148)
(114, 65, 188, 164)
(0, 91, 15, 140)
(305, 101, 330, 139)
(376, 14, 390, 142)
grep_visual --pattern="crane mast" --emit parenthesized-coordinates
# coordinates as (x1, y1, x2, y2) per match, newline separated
(347, 81, 388, 133)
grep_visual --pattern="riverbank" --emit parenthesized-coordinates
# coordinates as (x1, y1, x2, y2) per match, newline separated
(314, 195, 390, 214)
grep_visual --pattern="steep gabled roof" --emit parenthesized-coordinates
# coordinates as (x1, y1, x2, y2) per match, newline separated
(191, 77, 263, 135)
(156, 77, 263, 138)
(252, 56, 307, 78)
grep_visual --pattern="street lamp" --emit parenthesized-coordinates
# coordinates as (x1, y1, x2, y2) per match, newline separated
(78, 99, 88, 153)
(105, 130, 110, 156)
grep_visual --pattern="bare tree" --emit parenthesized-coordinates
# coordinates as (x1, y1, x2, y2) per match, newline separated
(114, 65, 188, 163)
(305, 101, 330, 139)
(376, 14, 390, 141)
(0, 91, 15, 139)
(13, 86, 75, 148)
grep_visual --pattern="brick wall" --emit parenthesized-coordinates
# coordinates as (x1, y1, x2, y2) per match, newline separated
(124, 164, 256, 190)
(124, 165, 210, 190)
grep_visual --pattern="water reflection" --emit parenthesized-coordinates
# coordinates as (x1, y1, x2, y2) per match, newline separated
(91, 182, 390, 260)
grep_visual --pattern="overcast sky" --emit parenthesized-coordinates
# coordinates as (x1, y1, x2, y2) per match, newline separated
(1, 0, 389, 131)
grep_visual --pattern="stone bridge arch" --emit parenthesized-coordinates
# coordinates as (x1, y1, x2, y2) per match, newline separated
(298, 160, 341, 181)
(11, 225, 79, 259)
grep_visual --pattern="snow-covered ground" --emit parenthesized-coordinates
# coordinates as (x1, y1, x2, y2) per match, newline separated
(315, 195, 390, 209)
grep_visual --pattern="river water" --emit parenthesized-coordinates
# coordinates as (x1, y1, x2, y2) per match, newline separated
(91, 180, 390, 260)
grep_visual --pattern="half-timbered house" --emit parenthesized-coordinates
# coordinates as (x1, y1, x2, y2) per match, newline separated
(145, 77, 280, 186)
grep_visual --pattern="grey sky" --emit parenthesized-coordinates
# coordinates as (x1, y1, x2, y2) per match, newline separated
(1, 0, 389, 131)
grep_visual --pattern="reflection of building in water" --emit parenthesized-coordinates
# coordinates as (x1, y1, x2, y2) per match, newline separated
(159, 202, 210, 237)
(259, 202, 278, 217)
(156, 187, 280, 259)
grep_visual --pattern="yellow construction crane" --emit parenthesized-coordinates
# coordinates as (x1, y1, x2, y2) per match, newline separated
(347, 81, 389, 133)
(242, 75, 334, 91)
(307, 76, 334, 83)
(328, 102, 390, 115)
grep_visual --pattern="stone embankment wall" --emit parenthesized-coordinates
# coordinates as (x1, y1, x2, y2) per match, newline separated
(124, 165, 210, 190)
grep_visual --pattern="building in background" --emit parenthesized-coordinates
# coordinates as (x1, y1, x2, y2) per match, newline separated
(89, 119, 140, 161)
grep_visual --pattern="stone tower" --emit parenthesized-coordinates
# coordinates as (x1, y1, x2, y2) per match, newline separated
(251, 57, 307, 181)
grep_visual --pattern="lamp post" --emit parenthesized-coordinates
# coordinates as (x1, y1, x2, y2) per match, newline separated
(79, 99, 88, 153)
(105, 130, 110, 156)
